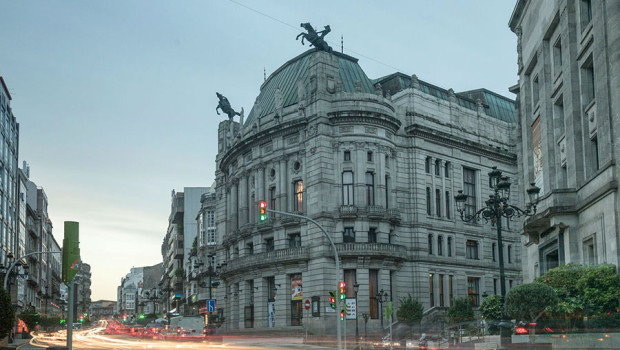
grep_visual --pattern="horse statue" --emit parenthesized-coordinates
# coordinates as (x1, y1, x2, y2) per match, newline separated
(296, 23, 333, 53)
(216, 92, 242, 120)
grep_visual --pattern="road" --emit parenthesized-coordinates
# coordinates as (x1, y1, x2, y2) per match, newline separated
(23, 327, 330, 350)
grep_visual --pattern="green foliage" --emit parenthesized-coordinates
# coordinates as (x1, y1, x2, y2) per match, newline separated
(190, 237, 198, 256)
(479, 294, 502, 321)
(39, 316, 62, 329)
(536, 264, 620, 331)
(174, 267, 184, 278)
(18, 307, 40, 332)
(446, 297, 474, 325)
(504, 283, 558, 323)
(0, 287, 15, 340)
(208, 313, 225, 328)
(396, 294, 423, 326)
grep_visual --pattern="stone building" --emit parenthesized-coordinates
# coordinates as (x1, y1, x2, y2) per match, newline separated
(509, 0, 620, 281)
(213, 47, 520, 333)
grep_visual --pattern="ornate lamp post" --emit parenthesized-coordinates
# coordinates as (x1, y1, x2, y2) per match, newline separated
(354, 282, 360, 342)
(454, 166, 540, 347)
(375, 289, 389, 330)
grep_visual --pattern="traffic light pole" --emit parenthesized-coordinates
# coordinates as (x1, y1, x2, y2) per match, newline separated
(265, 208, 342, 350)
(3, 251, 62, 290)
(67, 279, 74, 350)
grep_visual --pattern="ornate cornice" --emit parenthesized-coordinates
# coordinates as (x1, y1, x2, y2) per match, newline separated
(327, 111, 401, 134)
(405, 123, 516, 164)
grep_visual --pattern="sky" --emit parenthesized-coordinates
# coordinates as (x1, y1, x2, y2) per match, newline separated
(0, 0, 518, 301)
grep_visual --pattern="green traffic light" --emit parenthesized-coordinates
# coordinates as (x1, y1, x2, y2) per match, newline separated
(259, 214, 267, 221)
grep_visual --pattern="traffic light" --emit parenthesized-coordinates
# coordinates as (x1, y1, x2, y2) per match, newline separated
(339, 281, 346, 300)
(79, 314, 84, 323)
(62, 221, 81, 283)
(340, 311, 345, 321)
(139, 313, 145, 319)
(329, 291, 336, 309)
(259, 201, 267, 222)
(122, 314, 127, 322)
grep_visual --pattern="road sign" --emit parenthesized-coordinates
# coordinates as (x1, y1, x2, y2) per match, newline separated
(345, 298, 357, 319)
(304, 299, 310, 310)
(207, 299, 216, 312)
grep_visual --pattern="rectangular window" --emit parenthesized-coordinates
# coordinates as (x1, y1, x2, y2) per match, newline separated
(428, 234, 433, 255)
(467, 277, 480, 306)
(439, 274, 445, 307)
(447, 237, 452, 257)
(385, 176, 389, 209)
(342, 171, 354, 205)
(344, 269, 356, 297)
(444, 162, 450, 178)
(288, 233, 301, 248)
(366, 172, 375, 205)
(343, 227, 355, 243)
(269, 187, 277, 211)
(553, 37, 562, 74)
(492, 243, 496, 262)
(367, 151, 373, 162)
(368, 227, 377, 243)
(344, 151, 351, 161)
(247, 242, 254, 255)
(385, 155, 389, 168)
(580, 0, 592, 31)
(532, 75, 540, 107)
(592, 136, 599, 171)
(437, 235, 443, 256)
(581, 56, 595, 106)
(445, 191, 450, 219)
(508, 245, 512, 263)
(267, 276, 276, 301)
(265, 237, 274, 252)
(426, 187, 432, 215)
(293, 180, 303, 212)
(435, 189, 441, 217)
(425, 156, 431, 173)
(463, 168, 477, 217)
(449, 275, 454, 306)
(584, 237, 596, 265)
(466, 240, 479, 260)
(435, 159, 441, 176)
(429, 273, 435, 307)
(369, 269, 379, 319)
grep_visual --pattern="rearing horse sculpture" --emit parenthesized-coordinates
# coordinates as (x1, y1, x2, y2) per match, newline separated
(296, 23, 332, 53)
(216, 92, 242, 120)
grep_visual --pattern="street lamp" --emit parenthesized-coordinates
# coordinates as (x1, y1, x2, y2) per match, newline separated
(354, 282, 360, 342)
(454, 166, 540, 347)
(375, 289, 389, 330)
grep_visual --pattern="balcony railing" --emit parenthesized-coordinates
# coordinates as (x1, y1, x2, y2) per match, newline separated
(367, 206, 386, 219)
(386, 208, 401, 223)
(222, 247, 310, 274)
(336, 242, 407, 261)
(339, 205, 358, 218)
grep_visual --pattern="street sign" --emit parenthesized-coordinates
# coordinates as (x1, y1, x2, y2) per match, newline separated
(304, 299, 310, 310)
(345, 298, 356, 319)
(207, 299, 216, 312)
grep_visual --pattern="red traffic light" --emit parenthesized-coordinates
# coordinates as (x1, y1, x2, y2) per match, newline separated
(259, 201, 267, 209)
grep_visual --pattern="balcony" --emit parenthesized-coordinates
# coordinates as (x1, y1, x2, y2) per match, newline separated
(26, 222, 39, 237)
(367, 206, 386, 219)
(336, 242, 407, 261)
(222, 247, 310, 274)
(339, 205, 358, 218)
(281, 212, 303, 226)
(386, 208, 401, 223)
(174, 246, 184, 259)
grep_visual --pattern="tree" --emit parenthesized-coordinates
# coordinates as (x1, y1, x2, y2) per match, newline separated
(446, 297, 474, 325)
(0, 287, 15, 341)
(479, 295, 501, 335)
(505, 283, 558, 341)
(18, 307, 40, 334)
(396, 294, 423, 336)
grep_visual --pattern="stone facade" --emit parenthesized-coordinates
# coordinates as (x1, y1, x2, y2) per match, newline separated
(213, 49, 520, 334)
(509, 0, 620, 282)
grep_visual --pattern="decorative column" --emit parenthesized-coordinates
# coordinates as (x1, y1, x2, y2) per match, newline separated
(278, 157, 288, 213)
(231, 178, 239, 231)
(239, 174, 248, 226)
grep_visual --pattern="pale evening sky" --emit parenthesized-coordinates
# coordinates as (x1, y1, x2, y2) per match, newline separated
(0, 0, 518, 301)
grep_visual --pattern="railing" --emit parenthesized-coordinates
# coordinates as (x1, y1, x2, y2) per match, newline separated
(386, 208, 401, 222)
(339, 205, 358, 218)
(282, 212, 303, 225)
(336, 242, 407, 260)
(223, 247, 310, 274)
(367, 205, 386, 218)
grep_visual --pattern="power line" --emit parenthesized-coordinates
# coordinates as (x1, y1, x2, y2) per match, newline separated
(227, 0, 406, 73)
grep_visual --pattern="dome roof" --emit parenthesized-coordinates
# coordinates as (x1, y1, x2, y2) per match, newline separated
(244, 49, 376, 128)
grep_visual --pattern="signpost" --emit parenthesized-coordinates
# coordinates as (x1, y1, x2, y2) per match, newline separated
(304, 299, 311, 310)
(207, 299, 216, 313)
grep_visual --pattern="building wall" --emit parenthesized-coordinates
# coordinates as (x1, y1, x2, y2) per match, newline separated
(510, 0, 620, 282)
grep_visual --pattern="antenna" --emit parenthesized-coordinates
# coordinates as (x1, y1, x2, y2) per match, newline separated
(341, 35, 343, 53)
(264, 67, 266, 82)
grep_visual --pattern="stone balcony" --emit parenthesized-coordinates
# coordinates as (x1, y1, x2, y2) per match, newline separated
(335, 242, 408, 261)
(281, 212, 303, 226)
(222, 247, 310, 275)
(339, 205, 358, 218)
